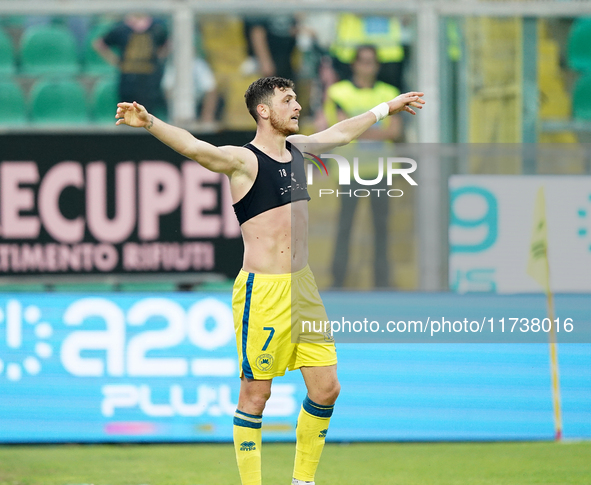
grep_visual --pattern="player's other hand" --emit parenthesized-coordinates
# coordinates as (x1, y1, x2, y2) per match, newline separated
(115, 101, 151, 127)
(387, 92, 425, 116)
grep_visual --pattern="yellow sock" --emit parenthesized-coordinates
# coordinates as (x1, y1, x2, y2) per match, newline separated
(293, 396, 334, 482)
(233, 409, 263, 485)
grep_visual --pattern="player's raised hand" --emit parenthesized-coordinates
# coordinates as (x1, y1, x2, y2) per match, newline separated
(115, 101, 151, 127)
(387, 92, 425, 116)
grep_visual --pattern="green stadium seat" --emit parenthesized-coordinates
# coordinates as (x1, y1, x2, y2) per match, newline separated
(0, 28, 16, 75)
(567, 17, 591, 72)
(572, 73, 591, 120)
(29, 78, 88, 125)
(0, 16, 28, 28)
(83, 22, 118, 75)
(91, 77, 118, 124)
(52, 282, 115, 292)
(0, 79, 27, 125)
(119, 282, 178, 292)
(0, 283, 46, 292)
(20, 25, 80, 76)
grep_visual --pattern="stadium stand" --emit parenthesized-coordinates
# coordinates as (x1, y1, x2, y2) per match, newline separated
(465, 17, 522, 145)
(19, 24, 80, 76)
(29, 77, 88, 124)
(538, 20, 578, 144)
(567, 18, 591, 122)
(0, 15, 27, 28)
(0, 79, 27, 125)
(567, 17, 591, 72)
(572, 72, 591, 120)
(91, 76, 118, 123)
(83, 21, 118, 75)
(0, 28, 16, 75)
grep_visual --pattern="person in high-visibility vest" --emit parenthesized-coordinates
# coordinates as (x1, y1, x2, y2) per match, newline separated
(324, 45, 403, 288)
(330, 13, 407, 90)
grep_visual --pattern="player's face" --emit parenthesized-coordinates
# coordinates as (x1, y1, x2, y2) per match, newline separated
(269, 88, 301, 136)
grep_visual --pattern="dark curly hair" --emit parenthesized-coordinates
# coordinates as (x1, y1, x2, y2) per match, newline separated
(244, 76, 295, 122)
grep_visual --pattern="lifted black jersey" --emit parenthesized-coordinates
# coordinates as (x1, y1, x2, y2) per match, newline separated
(233, 141, 311, 225)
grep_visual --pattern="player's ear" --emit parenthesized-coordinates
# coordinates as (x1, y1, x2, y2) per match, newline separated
(257, 103, 270, 120)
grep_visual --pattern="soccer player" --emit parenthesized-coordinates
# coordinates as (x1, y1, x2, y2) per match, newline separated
(115, 77, 424, 485)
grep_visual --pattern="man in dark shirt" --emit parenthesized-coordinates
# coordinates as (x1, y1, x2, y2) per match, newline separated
(245, 16, 297, 81)
(94, 13, 169, 118)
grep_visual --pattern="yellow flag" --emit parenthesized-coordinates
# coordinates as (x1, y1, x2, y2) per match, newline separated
(526, 188, 562, 441)
(527, 187, 551, 294)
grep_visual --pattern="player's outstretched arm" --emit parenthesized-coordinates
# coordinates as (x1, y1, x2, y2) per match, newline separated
(288, 92, 425, 155)
(115, 101, 244, 175)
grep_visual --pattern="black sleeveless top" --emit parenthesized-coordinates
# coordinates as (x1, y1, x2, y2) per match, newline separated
(233, 141, 311, 225)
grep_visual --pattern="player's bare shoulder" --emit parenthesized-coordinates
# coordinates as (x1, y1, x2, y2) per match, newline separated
(219, 145, 257, 176)
(193, 144, 256, 178)
(286, 134, 331, 156)
(221, 145, 258, 190)
(221, 145, 258, 203)
(286, 134, 311, 153)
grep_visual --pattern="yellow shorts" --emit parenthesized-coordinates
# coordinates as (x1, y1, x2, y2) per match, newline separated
(232, 265, 337, 380)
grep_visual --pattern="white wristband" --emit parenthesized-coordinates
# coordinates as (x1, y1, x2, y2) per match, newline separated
(370, 102, 389, 122)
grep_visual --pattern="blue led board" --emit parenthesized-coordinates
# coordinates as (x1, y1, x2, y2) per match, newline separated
(0, 293, 589, 442)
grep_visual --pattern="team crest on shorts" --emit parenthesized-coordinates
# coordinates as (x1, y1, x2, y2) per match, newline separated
(255, 354, 274, 371)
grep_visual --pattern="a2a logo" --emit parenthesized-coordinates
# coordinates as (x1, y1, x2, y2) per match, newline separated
(240, 440, 256, 451)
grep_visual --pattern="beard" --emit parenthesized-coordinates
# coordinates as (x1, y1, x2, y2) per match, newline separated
(269, 109, 298, 136)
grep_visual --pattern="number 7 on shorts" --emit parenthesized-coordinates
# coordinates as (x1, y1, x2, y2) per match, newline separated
(262, 327, 275, 351)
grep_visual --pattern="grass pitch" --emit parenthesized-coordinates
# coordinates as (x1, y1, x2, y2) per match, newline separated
(0, 441, 590, 485)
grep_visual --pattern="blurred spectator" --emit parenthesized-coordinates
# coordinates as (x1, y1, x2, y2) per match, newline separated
(298, 13, 337, 58)
(93, 13, 169, 118)
(162, 57, 219, 125)
(330, 13, 408, 91)
(296, 13, 339, 120)
(243, 15, 297, 81)
(199, 15, 255, 130)
(324, 45, 402, 288)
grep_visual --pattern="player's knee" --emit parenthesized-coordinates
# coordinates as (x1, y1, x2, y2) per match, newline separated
(311, 381, 340, 406)
(328, 381, 341, 403)
(250, 395, 270, 414)
(242, 389, 271, 415)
